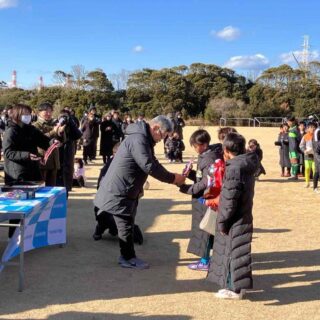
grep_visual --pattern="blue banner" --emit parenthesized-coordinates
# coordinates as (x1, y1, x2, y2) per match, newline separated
(0, 187, 67, 271)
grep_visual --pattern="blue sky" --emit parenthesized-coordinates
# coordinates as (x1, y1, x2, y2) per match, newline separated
(0, 0, 319, 88)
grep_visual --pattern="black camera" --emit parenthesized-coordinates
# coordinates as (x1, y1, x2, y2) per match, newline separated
(58, 115, 69, 126)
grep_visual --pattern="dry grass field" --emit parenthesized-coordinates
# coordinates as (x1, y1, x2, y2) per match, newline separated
(0, 126, 319, 320)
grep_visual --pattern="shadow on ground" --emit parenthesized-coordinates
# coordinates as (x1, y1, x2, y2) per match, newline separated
(47, 311, 191, 320)
(0, 196, 213, 316)
(248, 249, 320, 305)
(0, 184, 318, 315)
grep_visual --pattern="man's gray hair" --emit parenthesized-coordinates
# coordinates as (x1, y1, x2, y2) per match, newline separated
(150, 115, 173, 133)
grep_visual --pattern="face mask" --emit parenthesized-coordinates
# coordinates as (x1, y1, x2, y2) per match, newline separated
(1, 116, 5, 121)
(21, 115, 32, 125)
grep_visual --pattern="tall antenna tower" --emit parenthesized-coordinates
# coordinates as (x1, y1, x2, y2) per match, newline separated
(301, 35, 310, 71)
(38, 76, 44, 91)
(11, 70, 17, 88)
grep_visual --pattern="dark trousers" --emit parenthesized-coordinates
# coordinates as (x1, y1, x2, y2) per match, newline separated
(73, 176, 85, 187)
(94, 208, 118, 236)
(83, 144, 94, 161)
(313, 161, 320, 189)
(40, 169, 57, 187)
(93, 137, 98, 159)
(113, 214, 136, 260)
(168, 150, 183, 161)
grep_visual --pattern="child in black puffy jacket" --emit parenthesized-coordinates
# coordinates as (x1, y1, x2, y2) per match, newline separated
(165, 132, 185, 163)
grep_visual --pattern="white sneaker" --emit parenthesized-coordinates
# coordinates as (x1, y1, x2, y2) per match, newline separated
(314, 188, 320, 194)
(215, 289, 245, 300)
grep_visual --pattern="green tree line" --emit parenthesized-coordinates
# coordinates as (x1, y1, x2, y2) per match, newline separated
(1, 63, 320, 120)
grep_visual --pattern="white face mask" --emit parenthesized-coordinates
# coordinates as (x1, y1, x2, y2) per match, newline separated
(1, 116, 5, 121)
(21, 115, 32, 125)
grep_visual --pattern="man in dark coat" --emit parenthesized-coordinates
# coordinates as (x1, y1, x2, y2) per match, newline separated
(112, 111, 124, 144)
(81, 113, 97, 164)
(175, 111, 185, 140)
(56, 109, 82, 196)
(100, 113, 116, 163)
(207, 133, 258, 300)
(94, 115, 186, 269)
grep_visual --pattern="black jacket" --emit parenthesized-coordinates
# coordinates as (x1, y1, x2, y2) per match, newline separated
(92, 115, 101, 139)
(100, 119, 115, 156)
(94, 121, 175, 215)
(180, 143, 223, 257)
(81, 118, 97, 146)
(165, 137, 185, 152)
(207, 152, 258, 292)
(112, 118, 124, 142)
(175, 117, 185, 139)
(3, 121, 51, 185)
(180, 143, 223, 198)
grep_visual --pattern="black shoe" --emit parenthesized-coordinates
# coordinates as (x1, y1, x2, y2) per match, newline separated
(93, 233, 102, 241)
(109, 229, 118, 237)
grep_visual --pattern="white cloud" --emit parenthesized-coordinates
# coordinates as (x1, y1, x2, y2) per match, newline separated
(224, 54, 269, 70)
(212, 26, 241, 41)
(280, 50, 319, 64)
(133, 45, 144, 53)
(0, 0, 18, 9)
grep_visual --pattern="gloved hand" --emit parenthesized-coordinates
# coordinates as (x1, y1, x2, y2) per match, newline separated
(197, 197, 206, 205)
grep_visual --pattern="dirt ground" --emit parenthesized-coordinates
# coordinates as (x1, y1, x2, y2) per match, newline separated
(0, 126, 319, 320)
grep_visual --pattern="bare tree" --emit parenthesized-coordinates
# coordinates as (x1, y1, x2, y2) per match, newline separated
(70, 64, 87, 89)
(109, 69, 131, 90)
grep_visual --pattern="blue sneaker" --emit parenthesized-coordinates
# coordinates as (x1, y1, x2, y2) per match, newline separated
(188, 261, 209, 271)
(118, 256, 150, 269)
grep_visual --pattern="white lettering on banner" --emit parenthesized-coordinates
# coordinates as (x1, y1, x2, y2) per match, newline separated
(48, 218, 66, 245)
(49, 229, 63, 234)
(35, 232, 46, 237)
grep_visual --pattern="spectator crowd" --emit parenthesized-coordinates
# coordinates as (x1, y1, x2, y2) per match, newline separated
(0, 103, 285, 300)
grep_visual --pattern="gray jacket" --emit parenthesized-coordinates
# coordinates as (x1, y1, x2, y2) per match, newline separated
(94, 121, 175, 215)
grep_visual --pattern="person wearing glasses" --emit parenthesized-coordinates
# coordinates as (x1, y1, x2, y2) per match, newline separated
(94, 115, 186, 269)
